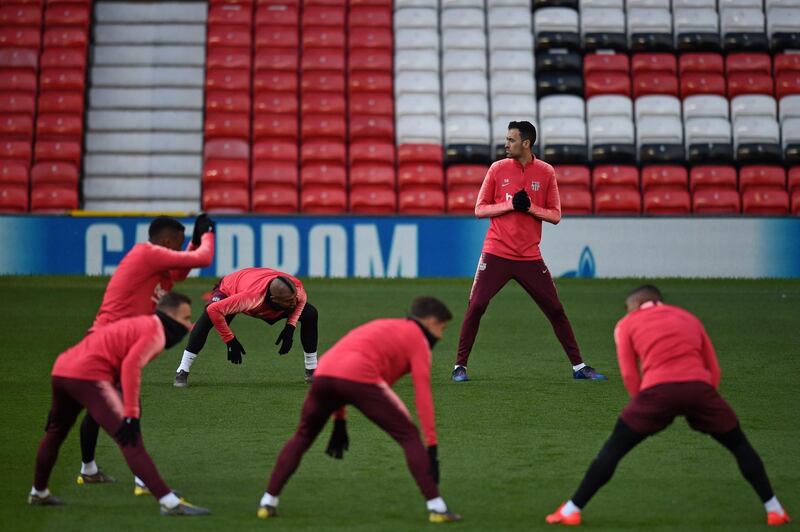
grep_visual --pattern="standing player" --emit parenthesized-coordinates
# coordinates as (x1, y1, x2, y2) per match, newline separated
(77, 214, 215, 495)
(174, 267, 319, 387)
(546, 285, 791, 527)
(29, 293, 210, 516)
(452, 120, 606, 382)
(257, 297, 461, 524)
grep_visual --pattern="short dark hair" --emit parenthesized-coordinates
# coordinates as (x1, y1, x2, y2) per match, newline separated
(410, 297, 453, 322)
(508, 121, 537, 147)
(627, 284, 663, 303)
(157, 292, 192, 311)
(149, 216, 185, 240)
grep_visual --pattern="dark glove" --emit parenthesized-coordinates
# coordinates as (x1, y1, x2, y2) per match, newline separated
(226, 337, 246, 364)
(325, 419, 349, 459)
(428, 445, 440, 484)
(275, 324, 295, 355)
(512, 189, 531, 212)
(115, 417, 141, 447)
(191, 213, 215, 246)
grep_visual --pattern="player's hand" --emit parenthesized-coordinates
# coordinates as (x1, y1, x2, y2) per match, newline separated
(275, 324, 295, 355)
(428, 445, 440, 484)
(115, 417, 141, 447)
(512, 189, 531, 212)
(325, 419, 349, 459)
(192, 213, 215, 246)
(226, 337, 246, 364)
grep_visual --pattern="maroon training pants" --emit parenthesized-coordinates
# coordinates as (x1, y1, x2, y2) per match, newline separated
(34, 377, 170, 499)
(456, 252, 583, 367)
(267, 376, 440, 500)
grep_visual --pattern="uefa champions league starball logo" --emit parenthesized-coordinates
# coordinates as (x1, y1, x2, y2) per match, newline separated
(562, 247, 596, 279)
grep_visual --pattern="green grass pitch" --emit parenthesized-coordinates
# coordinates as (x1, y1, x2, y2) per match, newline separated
(0, 276, 798, 531)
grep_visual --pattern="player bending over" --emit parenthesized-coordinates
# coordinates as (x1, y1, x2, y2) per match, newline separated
(258, 297, 461, 524)
(29, 293, 210, 516)
(78, 214, 215, 495)
(452, 121, 606, 383)
(546, 285, 790, 527)
(174, 267, 319, 387)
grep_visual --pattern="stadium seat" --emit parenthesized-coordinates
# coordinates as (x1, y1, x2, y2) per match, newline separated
(299, 71, 345, 94)
(541, 117, 588, 164)
(776, 72, 800, 100)
(397, 143, 443, 165)
(39, 68, 85, 92)
(350, 141, 395, 166)
(780, 95, 800, 123)
(587, 95, 633, 121)
(349, 71, 392, 93)
(0, 115, 33, 140)
(252, 161, 299, 187)
(208, 3, 253, 25)
(252, 186, 299, 214)
(731, 95, 777, 123)
(594, 186, 642, 215)
(204, 113, 249, 140)
(641, 165, 688, 191)
(301, 185, 347, 214)
(207, 25, 251, 49)
(728, 73, 774, 98)
(253, 114, 298, 141)
(690, 166, 738, 192)
(301, 162, 346, 187)
(203, 159, 249, 186)
(203, 186, 250, 213)
(0, 185, 28, 213)
(539, 95, 585, 121)
(583, 53, 629, 76)
(741, 186, 790, 215)
(726, 53, 772, 76)
(0, 160, 29, 186)
(734, 117, 782, 164)
(398, 186, 446, 214)
(673, 7, 721, 51)
(721, 7, 768, 52)
(349, 27, 393, 50)
(632, 54, 677, 75)
(679, 53, 724, 76)
(680, 72, 726, 97)
(35, 113, 83, 140)
(349, 49, 392, 73)
(585, 72, 631, 98)
(788, 166, 800, 194)
(559, 185, 593, 215)
(447, 164, 487, 188)
(739, 165, 786, 192)
(41, 48, 85, 70)
(775, 53, 800, 76)
(349, 6, 392, 28)
(204, 139, 249, 161)
(300, 141, 346, 165)
(34, 140, 80, 167)
(30, 185, 78, 212)
(301, 49, 345, 72)
(0, 70, 36, 92)
(302, 27, 345, 49)
(627, 7, 673, 52)
(207, 49, 252, 70)
(349, 93, 393, 116)
(350, 163, 395, 188)
(256, 26, 300, 49)
(398, 162, 444, 190)
(45, 4, 90, 28)
(447, 185, 479, 214)
(0, 4, 42, 27)
(300, 114, 346, 141)
(349, 185, 396, 214)
(0, 140, 32, 167)
(792, 188, 800, 215)
(554, 165, 590, 188)
(633, 73, 679, 98)
(685, 117, 734, 164)
(785, 119, 800, 164)
(767, 6, 800, 52)
(534, 7, 581, 51)
(592, 165, 639, 190)
(581, 7, 626, 52)
(0, 28, 41, 50)
(255, 92, 299, 114)
(254, 49, 298, 71)
(637, 116, 685, 165)
(397, 116, 442, 145)
(302, 6, 345, 27)
(206, 91, 250, 114)
(205, 69, 250, 91)
(643, 188, 691, 215)
(255, 4, 300, 27)
(683, 95, 730, 120)
(692, 188, 741, 214)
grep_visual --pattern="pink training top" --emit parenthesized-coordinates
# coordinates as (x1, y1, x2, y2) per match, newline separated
(315, 318, 437, 446)
(475, 157, 561, 261)
(52, 315, 166, 418)
(207, 267, 307, 343)
(614, 302, 722, 398)
(92, 232, 215, 329)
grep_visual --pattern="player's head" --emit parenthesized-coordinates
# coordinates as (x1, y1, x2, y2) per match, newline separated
(266, 276, 298, 311)
(625, 284, 663, 313)
(156, 292, 193, 347)
(409, 296, 453, 341)
(506, 121, 537, 160)
(149, 216, 186, 251)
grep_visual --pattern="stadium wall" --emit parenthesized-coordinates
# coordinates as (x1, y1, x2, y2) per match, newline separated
(0, 216, 799, 278)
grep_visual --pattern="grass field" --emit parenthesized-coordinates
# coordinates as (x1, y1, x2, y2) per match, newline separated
(0, 276, 798, 532)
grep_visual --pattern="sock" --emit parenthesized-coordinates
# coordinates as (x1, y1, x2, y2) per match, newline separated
(572, 363, 586, 372)
(304, 352, 318, 370)
(765, 496, 784, 514)
(453, 365, 466, 370)
(178, 350, 197, 373)
(30, 487, 50, 498)
(134, 476, 146, 488)
(81, 461, 98, 475)
(426, 497, 447, 513)
(260, 492, 279, 508)
(159, 492, 181, 509)
(561, 500, 581, 516)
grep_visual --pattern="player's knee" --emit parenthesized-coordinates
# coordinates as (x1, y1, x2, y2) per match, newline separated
(468, 299, 490, 316)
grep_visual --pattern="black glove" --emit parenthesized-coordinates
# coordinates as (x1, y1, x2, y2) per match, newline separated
(115, 417, 141, 447)
(226, 337, 246, 364)
(192, 213, 215, 246)
(325, 419, 349, 459)
(428, 445, 440, 484)
(512, 189, 531, 212)
(275, 324, 295, 355)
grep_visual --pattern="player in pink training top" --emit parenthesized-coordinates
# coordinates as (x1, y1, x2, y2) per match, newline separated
(546, 285, 790, 527)
(452, 121, 607, 382)
(78, 215, 215, 494)
(173, 267, 319, 387)
(257, 297, 461, 524)
(29, 293, 210, 516)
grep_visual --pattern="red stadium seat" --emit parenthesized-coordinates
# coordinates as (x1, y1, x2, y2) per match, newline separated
(792, 189, 800, 216)
(641, 166, 688, 191)
(680, 72, 726, 98)
(208, 3, 253, 25)
(741, 187, 790, 216)
(301, 185, 347, 214)
(692, 188, 740, 214)
(397, 143, 443, 165)
(45, 4, 90, 27)
(727, 73, 773, 98)
(253, 71, 297, 93)
(34, 140, 80, 167)
(301, 71, 345, 93)
(447, 164, 487, 188)
(204, 112, 249, 140)
(583, 53, 629, 76)
(554, 165, 590, 188)
(252, 185, 299, 214)
(690, 166, 738, 192)
(204, 139, 249, 161)
(559, 185, 592, 215)
(254, 49, 298, 71)
(302, 6, 345, 27)
(40, 48, 85, 70)
(206, 90, 250, 113)
(348, 6, 392, 28)
(348, 49, 392, 73)
(305, 0, 346, 6)
(203, 186, 250, 213)
(592, 165, 639, 190)
(0, 92, 35, 115)
(594, 187, 641, 215)
(301, 49, 345, 72)
(35, 113, 82, 140)
(348, 28, 393, 50)
(43, 27, 88, 48)
(255, 26, 299, 49)
(447, 185, 479, 214)
(37, 92, 83, 113)
(254, 92, 298, 114)
(584, 73, 631, 98)
(632, 53, 677, 75)
(776, 72, 800, 99)
(300, 92, 345, 114)
(0, 5, 42, 26)
(30, 161, 77, 186)
(397, 162, 444, 190)
(207, 25, 251, 48)
(0, 70, 36, 91)
(300, 162, 346, 187)
(300, 140, 346, 165)
(643, 188, 691, 215)
(739, 166, 786, 192)
(0, 48, 38, 71)
(349, 185, 396, 214)
(349, 115, 394, 142)
(0, 160, 29, 185)
(0, 184, 28, 213)
(349, 0, 393, 5)
(0, 114, 33, 140)
(349, 93, 393, 116)
(39, 68, 85, 91)
(775, 53, 800, 76)
(256, 5, 299, 27)
(205, 68, 249, 91)
(0, 28, 41, 49)
(0, 139, 32, 166)
(726, 53, 771, 76)
(252, 161, 298, 186)
(789, 167, 800, 193)
(253, 140, 297, 162)
(203, 159, 249, 186)
(679, 53, 724, 76)
(30, 184, 78, 212)
(398, 187, 445, 214)
(350, 163, 395, 187)
(632, 73, 679, 98)
(302, 27, 345, 49)
(350, 141, 394, 166)
(348, 71, 392, 93)
(252, 114, 298, 140)
(207, 48, 252, 70)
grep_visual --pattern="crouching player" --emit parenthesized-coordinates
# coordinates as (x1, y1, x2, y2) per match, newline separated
(258, 297, 462, 524)
(546, 285, 790, 527)
(174, 267, 319, 386)
(29, 293, 210, 516)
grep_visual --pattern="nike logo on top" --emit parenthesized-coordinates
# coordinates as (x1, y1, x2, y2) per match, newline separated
(501, 182, 511, 187)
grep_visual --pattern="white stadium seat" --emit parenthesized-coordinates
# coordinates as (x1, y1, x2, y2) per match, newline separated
(394, 50, 439, 73)
(488, 7, 533, 30)
(672, 0, 716, 8)
(394, 8, 438, 29)
(733, 117, 781, 149)
(442, 8, 486, 30)
(587, 95, 633, 120)
(442, 0, 485, 7)
(445, 94, 490, 118)
(443, 50, 487, 73)
(767, 7, 800, 39)
(581, 8, 626, 35)
(395, 28, 440, 50)
(685, 118, 732, 147)
(637, 116, 684, 146)
(488, 0, 532, 7)
(720, 0, 767, 8)
(397, 115, 443, 144)
(627, 8, 672, 36)
(490, 50, 535, 73)
(489, 28, 534, 51)
(779, 95, 800, 122)
(445, 115, 492, 144)
(541, 117, 587, 146)
(490, 71, 535, 97)
(626, 0, 670, 8)
(492, 115, 523, 145)
(581, 0, 623, 7)
(673, 8, 719, 35)
(534, 8, 580, 33)
(442, 28, 487, 50)
(683, 95, 730, 121)
(782, 119, 800, 150)
(396, 94, 441, 117)
(443, 71, 488, 96)
(395, 71, 440, 96)
(721, 8, 766, 36)
(767, 0, 800, 7)
(491, 94, 537, 119)
(588, 116, 635, 147)
(395, 0, 439, 8)
(731, 95, 778, 123)
(539, 95, 585, 120)
(635, 95, 681, 122)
